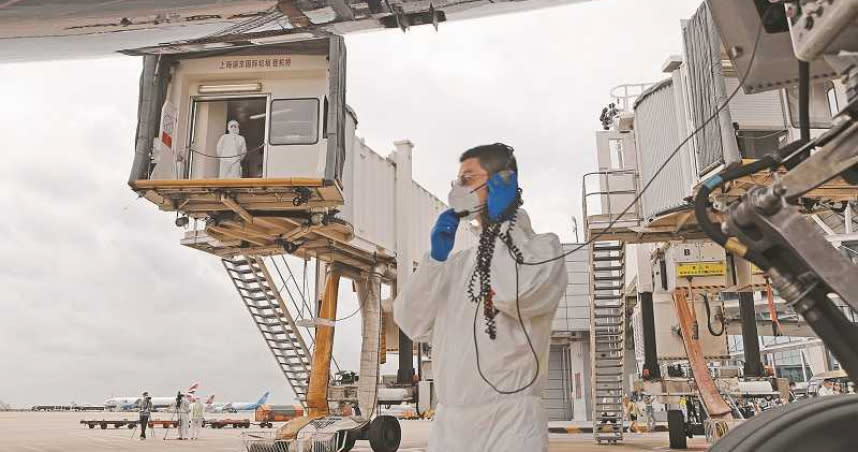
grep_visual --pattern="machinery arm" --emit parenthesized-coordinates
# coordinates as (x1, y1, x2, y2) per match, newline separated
(717, 117, 858, 385)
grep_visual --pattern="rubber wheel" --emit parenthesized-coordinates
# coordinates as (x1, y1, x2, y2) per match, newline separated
(710, 394, 858, 452)
(100, 423, 107, 429)
(88, 424, 94, 429)
(667, 409, 687, 450)
(368, 415, 401, 452)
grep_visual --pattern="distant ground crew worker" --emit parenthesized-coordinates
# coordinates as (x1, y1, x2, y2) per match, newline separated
(644, 393, 656, 431)
(177, 394, 191, 440)
(818, 379, 836, 397)
(139, 392, 153, 440)
(191, 396, 205, 440)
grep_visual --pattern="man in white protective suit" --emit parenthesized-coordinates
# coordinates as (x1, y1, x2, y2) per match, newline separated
(394, 143, 567, 452)
(177, 394, 191, 440)
(217, 119, 247, 178)
(190, 396, 205, 439)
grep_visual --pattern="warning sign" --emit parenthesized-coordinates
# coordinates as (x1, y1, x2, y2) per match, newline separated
(676, 261, 727, 277)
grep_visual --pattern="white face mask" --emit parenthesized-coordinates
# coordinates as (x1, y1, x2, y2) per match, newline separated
(448, 182, 485, 221)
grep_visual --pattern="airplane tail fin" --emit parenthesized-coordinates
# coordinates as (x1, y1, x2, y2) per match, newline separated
(257, 391, 270, 406)
(205, 395, 215, 405)
(187, 383, 199, 395)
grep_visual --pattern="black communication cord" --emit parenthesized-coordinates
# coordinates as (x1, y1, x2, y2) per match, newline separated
(470, 5, 775, 395)
(702, 293, 725, 337)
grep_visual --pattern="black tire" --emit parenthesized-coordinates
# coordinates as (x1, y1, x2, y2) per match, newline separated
(368, 415, 401, 452)
(88, 424, 95, 429)
(337, 429, 357, 452)
(667, 410, 687, 450)
(711, 394, 858, 452)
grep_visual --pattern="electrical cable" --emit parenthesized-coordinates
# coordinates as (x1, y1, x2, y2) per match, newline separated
(702, 294, 725, 337)
(516, 3, 772, 267)
(472, 233, 541, 395)
(186, 143, 264, 159)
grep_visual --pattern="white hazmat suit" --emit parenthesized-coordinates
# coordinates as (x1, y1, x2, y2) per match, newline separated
(216, 120, 247, 179)
(191, 398, 204, 439)
(394, 209, 567, 452)
(178, 396, 191, 439)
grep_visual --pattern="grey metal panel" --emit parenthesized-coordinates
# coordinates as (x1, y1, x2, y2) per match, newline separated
(543, 346, 572, 421)
(325, 35, 347, 184)
(682, 2, 739, 175)
(555, 243, 590, 333)
(633, 79, 693, 222)
(724, 77, 787, 130)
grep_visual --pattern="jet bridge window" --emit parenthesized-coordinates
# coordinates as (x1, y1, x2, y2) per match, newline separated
(269, 99, 319, 145)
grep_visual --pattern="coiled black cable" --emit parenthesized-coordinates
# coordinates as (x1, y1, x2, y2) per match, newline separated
(469, 189, 543, 395)
(467, 189, 523, 339)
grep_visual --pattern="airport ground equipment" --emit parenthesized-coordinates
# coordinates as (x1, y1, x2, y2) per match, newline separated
(206, 418, 275, 429)
(256, 405, 304, 424)
(580, 1, 858, 446)
(80, 419, 179, 429)
(120, 27, 481, 451)
(690, 3, 858, 450)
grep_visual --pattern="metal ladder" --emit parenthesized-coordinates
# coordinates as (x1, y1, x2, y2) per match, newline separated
(223, 256, 312, 407)
(590, 241, 626, 444)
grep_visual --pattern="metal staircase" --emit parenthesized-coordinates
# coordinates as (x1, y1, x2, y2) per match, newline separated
(223, 256, 313, 407)
(590, 241, 626, 444)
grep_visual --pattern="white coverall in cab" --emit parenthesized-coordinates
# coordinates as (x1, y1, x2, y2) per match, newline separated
(216, 129, 247, 178)
(394, 210, 567, 452)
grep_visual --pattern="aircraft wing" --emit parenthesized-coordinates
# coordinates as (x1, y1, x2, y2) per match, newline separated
(0, 0, 594, 61)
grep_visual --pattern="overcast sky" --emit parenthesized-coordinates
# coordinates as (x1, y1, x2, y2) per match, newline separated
(0, 0, 699, 407)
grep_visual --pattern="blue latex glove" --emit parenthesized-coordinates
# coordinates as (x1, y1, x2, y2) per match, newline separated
(487, 171, 519, 222)
(430, 209, 460, 262)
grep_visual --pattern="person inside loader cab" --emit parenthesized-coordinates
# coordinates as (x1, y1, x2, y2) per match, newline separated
(394, 143, 567, 452)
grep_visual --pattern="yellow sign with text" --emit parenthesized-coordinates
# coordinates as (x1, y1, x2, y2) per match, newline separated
(676, 261, 727, 277)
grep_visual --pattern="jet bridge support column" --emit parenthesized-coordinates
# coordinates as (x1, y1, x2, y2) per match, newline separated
(392, 140, 415, 385)
(639, 292, 661, 379)
(738, 292, 764, 378)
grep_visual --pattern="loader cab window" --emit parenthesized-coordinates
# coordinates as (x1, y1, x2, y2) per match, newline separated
(189, 97, 266, 179)
(269, 98, 320, 145)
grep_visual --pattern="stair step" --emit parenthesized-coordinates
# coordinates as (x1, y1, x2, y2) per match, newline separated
(592, 254, 624, 261)
(593, 265, 624, 272)
(592, 244, 624, 252)
(238, 285, 275, 294)
(594, 370, 623, 377)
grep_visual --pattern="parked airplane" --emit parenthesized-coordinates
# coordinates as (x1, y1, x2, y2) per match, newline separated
(222, 392, 270, 412)
(103, 383, 199, 411)
(202, 394, 228, 413)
